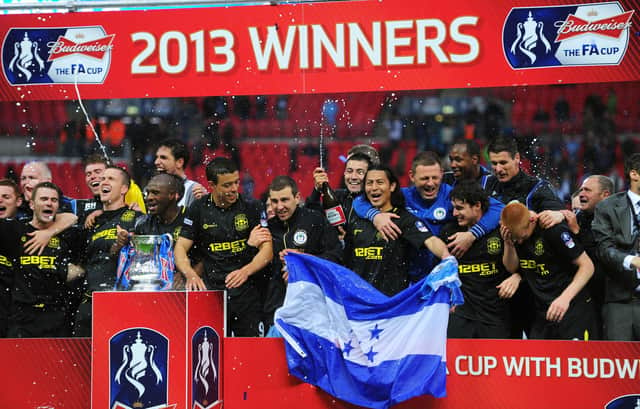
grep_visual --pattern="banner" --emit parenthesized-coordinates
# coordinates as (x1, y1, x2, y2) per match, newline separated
(0, 336, 638, 408)
(225, 338, 640, 409)
(0, 0, 639, 101)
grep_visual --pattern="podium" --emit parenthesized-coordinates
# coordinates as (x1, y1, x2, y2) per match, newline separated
(92, 291, 224, 409)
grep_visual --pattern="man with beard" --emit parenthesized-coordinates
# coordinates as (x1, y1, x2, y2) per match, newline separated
(71, 166, 143, 336)
(353, 151, 503, 281)
(441, 181, 520, 338)
(155, 138, 206, 208)
(264, 176, 342, 331)
(175, 157, 272, 336)
(0, 182, 82, 337)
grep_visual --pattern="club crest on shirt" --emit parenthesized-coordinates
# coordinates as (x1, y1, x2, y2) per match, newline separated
(234, 214, 249, 231)
(487, 236, 502, 255)
(433, 208, 447, 221)
(172, 226, 181, 243)
(534, 239, 545, 256)
(47, 236, 60, 249)
(120, 210, 136, 223)
(293, 229, 308, 246)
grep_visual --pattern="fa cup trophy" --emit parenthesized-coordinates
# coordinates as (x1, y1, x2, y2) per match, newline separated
(116, 234, 175, 291)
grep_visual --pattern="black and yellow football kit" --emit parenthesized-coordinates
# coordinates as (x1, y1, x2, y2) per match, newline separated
(441, 223, 511, 338)
(515, 223, 596, 340)
(345, 207, 433, 296)
(180, 195, 265, 336)
(74, 207, 142, 337)
(0, 219, 82, 338)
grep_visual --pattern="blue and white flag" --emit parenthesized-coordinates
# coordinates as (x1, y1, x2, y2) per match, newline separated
(274, 253, 462, 409)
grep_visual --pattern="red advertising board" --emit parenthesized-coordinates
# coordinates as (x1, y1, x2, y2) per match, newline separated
(224, 338, 640, 409)
(1, 335, 637, 409)
(0, 0, 639, 101)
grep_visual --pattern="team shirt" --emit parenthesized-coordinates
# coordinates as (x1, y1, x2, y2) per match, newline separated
(266, 206, 342, 316)
(0, 219, 82, 309)
(490, 170, 564, 212)
(345, 207, 433, 296)
(440, 223, 510, 325)
(82, 207, 143, 292)
(179, 194, 262, 292)
(353, 184, 502, 278)
(514, 223, 588, 312)
(73, 197, 102, 225)
(134, 209, 185, 242)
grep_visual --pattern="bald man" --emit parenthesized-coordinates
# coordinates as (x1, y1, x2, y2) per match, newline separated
(18, 161, 75, 222)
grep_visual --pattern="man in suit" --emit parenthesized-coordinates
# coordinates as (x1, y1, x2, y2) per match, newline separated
(592, 152, 640, 341)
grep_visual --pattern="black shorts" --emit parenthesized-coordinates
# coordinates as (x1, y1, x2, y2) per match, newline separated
(530, 297, 596, 340)
(447, 312, 510, 339)
(7, 304, 70, 338)
(227, 283, 262, 337)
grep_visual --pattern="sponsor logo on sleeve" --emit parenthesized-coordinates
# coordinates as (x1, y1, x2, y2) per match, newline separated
(561, 231, 576, 248)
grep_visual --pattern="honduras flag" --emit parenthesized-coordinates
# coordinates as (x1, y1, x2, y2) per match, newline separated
(274, 253, 462, 409)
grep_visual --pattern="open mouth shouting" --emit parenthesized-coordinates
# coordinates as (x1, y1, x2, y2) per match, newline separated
(41, 207, 55, 221)
(368, 191, 383, 206)
(100, 183, 113, 202)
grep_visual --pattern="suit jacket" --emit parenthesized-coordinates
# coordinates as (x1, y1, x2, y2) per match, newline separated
(592, 192, 640, 302)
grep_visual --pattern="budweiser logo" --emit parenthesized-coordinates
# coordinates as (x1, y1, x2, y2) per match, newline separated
(47, 34, 115, 61)
(554, 10, 634, 42)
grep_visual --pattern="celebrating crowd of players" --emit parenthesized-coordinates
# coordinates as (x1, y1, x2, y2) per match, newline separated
(0, 136, 638, 342)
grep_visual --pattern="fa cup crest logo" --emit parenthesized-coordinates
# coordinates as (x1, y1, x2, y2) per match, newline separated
(110, 328, 170, 409)
(2, 26, 113, 85)
(509, 11, 551, 64)
(192, 327, 221, 409)
(503, 3, 634, 69)
(8, 32, 45, 82)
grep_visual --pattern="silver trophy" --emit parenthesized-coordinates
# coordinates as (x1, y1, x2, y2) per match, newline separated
(124, 235, 170, 291)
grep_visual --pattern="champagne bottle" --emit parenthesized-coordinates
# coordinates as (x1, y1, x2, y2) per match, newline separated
(321, 182, 346, 226)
